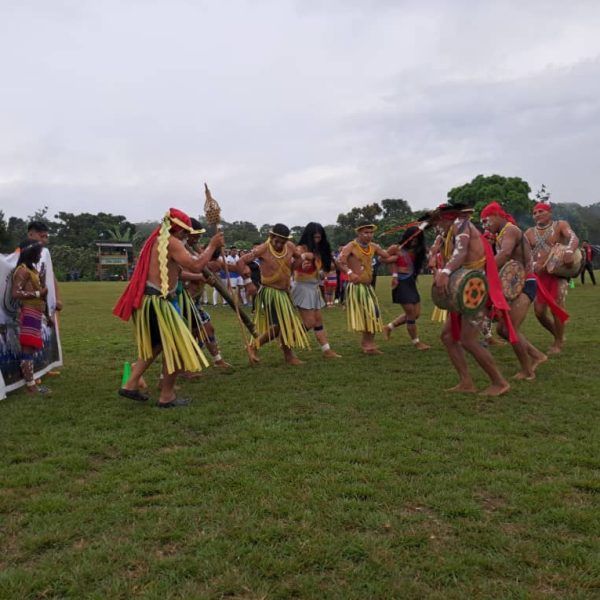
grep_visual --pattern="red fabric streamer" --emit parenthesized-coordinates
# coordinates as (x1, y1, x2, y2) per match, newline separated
(113, 226, 160, 321)
(481, 238, 518, 344)
(534, 202, 551, 213)
(535, 272, 569, 322)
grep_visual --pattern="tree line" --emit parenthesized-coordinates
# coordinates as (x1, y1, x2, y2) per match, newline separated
(1, 174, 599, 280)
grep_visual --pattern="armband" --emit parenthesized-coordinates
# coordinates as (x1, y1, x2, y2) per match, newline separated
(347, 269, 353, 275)
(35, 291, 41, 298)
(243, 277, 252, 285)
(441, 268, 452, 276)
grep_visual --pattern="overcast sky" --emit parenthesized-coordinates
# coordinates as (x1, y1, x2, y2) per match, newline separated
(2, 0, 600, 228)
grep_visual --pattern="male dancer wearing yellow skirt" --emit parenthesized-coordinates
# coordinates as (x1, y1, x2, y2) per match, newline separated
(113, 208, 223, 408)
(337, 222, 397, 354)
(237, 223, 309, 365)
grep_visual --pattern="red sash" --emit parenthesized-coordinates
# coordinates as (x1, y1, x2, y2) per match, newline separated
(535, 272, 569, 323)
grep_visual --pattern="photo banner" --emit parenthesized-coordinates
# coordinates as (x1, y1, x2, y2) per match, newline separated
(0, 249, 63, 400)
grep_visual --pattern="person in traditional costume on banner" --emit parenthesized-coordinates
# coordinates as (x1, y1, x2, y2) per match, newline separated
(237, 223, 309, 365)
(480, 202, 547, 380)
(524, 202, 577, 354)
(113, 208, 223, 408)
(431, 204, 512, 396)
(383, 226, 431, 350)
(179, 218, 233, 370)
(11, 240, 51, 395)
(337, 222, 397, 354)
(292, 222, 341, 358)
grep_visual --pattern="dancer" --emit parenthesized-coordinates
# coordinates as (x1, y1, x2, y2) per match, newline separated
(337, 222, 397, 354)
(383, 226, 431, 350)
(12, 240, 50, 395)
(524, 202, 577, 354)
(180, 218, 232, 369)
(431, 204, 510, 396)
(292, 222, 341, 358)
(480, 202, 547, 379)
(113, 208, 223, 408)
(237, 224, 309, 365)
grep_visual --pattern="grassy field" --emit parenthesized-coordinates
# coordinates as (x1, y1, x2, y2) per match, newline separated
(1, 277, 599, 599)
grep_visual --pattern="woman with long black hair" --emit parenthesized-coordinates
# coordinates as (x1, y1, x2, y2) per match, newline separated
(292, 222, 341, 358)
(383, 226, 431, 350)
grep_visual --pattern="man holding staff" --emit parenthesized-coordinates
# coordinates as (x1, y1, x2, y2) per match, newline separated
(113, 208, 223, 408)
(525, 202, 577, 354)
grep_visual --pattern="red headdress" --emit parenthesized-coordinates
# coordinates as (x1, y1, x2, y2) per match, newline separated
(480, 201, 505, 220)
(533, 202, 551, 213)
(113, 208, 192, 321)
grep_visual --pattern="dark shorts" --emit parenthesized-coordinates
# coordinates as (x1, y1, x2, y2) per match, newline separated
(392, 277, 420, 305)
(523, 278, 537, 303)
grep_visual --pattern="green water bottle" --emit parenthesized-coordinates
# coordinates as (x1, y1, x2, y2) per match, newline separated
(121, 362, 131, 386)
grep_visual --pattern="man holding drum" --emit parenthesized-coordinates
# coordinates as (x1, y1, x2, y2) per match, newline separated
(524, 202, 577, 354)
(432, 204, 510, 396)
(480, 202, 547, 380)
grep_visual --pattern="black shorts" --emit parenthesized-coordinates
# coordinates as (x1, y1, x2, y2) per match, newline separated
(523, 278, 537, 303)
(392, 277, 420, 305)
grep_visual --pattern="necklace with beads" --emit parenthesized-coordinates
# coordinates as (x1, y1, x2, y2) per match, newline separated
(267, 240, 288, 259)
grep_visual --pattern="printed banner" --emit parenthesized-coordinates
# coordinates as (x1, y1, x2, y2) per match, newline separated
(0, 249, 63, 400)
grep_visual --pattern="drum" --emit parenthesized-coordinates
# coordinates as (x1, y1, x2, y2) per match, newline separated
(544, 244, 583, 278)
(431, 268, 488, 315)
(499, 260, 525, 301)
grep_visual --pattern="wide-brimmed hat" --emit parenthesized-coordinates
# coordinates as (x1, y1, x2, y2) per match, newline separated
(269, 223, 292, 239)
(355, 221, 378, 232)
(189, 217, 206, 235)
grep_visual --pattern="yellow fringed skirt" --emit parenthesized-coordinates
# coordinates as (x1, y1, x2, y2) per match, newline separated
(346, 282, 383, 334)
(254, 286, 310, 349)
(132, 294, 209, 375)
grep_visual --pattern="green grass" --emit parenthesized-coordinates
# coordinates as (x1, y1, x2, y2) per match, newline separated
(1, 276, 599, 599)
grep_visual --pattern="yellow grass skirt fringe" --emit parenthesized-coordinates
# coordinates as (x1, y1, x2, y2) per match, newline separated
(346, 282, 383, 334)
(254, 286, 310, 349)
(178, 288, 209, 345)
(133, 295, 209, 375)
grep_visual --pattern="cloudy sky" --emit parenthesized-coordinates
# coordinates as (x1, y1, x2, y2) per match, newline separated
(2, 0, 600, 228)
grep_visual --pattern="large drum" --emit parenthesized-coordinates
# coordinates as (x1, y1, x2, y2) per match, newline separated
(499, 260, 525, 301)
(432, 268, 488, 315)
(544, 244, 584, 278)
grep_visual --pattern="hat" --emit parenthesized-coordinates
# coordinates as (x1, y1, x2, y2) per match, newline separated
(355, 221, 378, 232)
(269, 223, 292, 239)
(189, 217, 206, 235)
(533, 202, 552, 213)
(167, 208, 193, 232)
(430, 203, 474, 222)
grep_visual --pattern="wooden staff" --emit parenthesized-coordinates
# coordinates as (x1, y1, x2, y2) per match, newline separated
(204, 183, 256, 359)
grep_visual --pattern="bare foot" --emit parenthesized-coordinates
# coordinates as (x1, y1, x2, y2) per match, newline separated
(285, 355, 304, 366)
(180, 371, 204, 380)
(214, 359, 232, 368)
(322, 349, 342, 358)
(138, 376, 148, 390)
(362, 347, 384, 355)
(446, 383, 477, 393)
(415, 342, 431, 351)
(383, 325, 392, 341)
(513, 371, 535, 381)
(547, 344, 562, 355)
(488, 337, 507, 346)
(246, 343, 260, 364)
(479, 382, 510, 396)
(531, 354, 548, 372)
